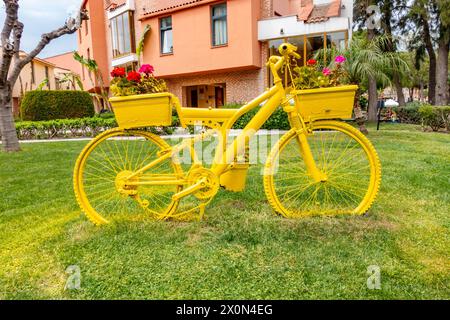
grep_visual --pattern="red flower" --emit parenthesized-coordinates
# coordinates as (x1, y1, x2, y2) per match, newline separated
(111, 67, 126, 78)
(127, 71, 141, 83)
(307, 59, 317, 66)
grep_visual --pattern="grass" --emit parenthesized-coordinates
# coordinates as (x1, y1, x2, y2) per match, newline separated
(0, 123, 449, 299)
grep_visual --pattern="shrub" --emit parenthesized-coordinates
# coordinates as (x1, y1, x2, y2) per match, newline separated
(418, 105, 450, 132)
(232, 106, 290, 130)
(21, 90, 95, 121)
(97, 111, 116, 119)
(13, 117, 176, 140)
(393, 105, 421, 124)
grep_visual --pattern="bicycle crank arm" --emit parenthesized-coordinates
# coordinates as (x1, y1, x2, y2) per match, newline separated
(172, 178, 207, 201)
(125, 180, 188, 186)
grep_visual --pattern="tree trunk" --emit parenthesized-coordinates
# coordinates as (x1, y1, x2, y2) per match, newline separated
(422, 15, 437, 105)
(427, 52, 437, 105)
(367, 75, 378, 122)
(0, 86, 20, 152)
(436, 37, 449, 106)
(367, 26, 378, 122)
(354, 90, 369, 134)
(419, 81, 424, 102)
(380, 0, 405, 107)
(394, 73, 406, 106)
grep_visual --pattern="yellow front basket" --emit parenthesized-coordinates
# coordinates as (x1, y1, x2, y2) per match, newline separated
(292, 85, 358, 122)
(109, 92, 173, 129)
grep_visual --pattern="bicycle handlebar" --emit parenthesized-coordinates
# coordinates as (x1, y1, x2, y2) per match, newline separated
(266, 43, 300, 83)
(279, 43, 300, 59)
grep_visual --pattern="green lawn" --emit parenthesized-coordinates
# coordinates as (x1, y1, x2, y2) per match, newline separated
(0, 124, 449, 299)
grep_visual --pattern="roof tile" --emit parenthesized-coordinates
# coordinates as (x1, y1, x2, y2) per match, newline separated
(303, 0, 342, 24)
(142, 0, 208, 16)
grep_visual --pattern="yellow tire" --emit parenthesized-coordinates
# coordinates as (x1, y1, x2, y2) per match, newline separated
(264, 120, 381, 218)
(73, 128, 183, 225)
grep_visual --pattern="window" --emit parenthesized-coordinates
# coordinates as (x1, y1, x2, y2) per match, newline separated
(160, 16, 173, 54)
(85, 20, 89, 36)
(211, 3, 227, 46)
(110, 11, 135, 58)
(328, 31, 347, 50)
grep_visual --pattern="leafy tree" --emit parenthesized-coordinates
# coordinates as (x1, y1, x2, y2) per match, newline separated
(0, 1, 88, 152)
(318, 34, 408, 130)
(402, 0, 449, 105)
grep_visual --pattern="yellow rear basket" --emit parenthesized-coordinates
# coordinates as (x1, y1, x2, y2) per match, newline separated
(109, 93, 173, 129)
(292, 85, 358, 122)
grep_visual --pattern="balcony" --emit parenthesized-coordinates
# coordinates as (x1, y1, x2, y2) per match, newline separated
(258, 0, 353, 41)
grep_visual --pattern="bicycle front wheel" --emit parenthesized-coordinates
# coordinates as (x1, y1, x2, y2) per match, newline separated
(264, 120, 381, 218)
(74, 128, 183, 225)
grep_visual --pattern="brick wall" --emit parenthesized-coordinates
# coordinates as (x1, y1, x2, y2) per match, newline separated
(165, 43, 270, 106)
(166, 68, 263, 106)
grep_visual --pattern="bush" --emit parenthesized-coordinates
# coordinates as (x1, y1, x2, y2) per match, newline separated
(97, 111, 116, 119)
(14, 117, 177, 140)
(15, 117, 117, 140)
(21, 90, 95, 121)
(393, 105, 421, 124)
(418, 105, 450, 132)
(232, 106, 290, 130)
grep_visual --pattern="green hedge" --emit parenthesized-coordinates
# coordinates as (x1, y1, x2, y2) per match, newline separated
(21, 90, 95, 121)
(226, 105, 290, 130)
(392, 105, 422, 124)
(16, 117, 117, 140)
(418, 105, 450, 131)
(14, 117, 176, 140)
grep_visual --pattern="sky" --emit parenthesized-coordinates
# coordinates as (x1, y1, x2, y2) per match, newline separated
(0, 0, 82, 58)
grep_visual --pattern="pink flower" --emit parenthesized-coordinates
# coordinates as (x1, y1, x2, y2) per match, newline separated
(139, 64, 154, 75)
(335, 55, 346, 64)
(322, 68, 331, 76)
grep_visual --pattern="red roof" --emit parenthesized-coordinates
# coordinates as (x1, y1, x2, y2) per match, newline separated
(105, 0, 127, 11)
(298, 0, 313, 21)
(300, 0, 342, 24)
(142, 0, 211, 17)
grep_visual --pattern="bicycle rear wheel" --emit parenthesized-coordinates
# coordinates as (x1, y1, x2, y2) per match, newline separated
(264, 120, 381, 218)
(73, 128, 183, 225)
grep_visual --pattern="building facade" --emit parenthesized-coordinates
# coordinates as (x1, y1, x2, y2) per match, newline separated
(11, 52, 58, 116)
(77, 0, 353, 109)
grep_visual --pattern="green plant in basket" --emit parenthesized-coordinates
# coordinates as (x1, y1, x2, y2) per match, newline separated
(293, 56, 347, 90)
(110, 64, 168, 97)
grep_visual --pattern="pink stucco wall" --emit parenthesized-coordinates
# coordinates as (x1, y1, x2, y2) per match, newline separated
(45, 52, 81, 75)
(78, 0, 110, 91)
(140, 0, 262, 78)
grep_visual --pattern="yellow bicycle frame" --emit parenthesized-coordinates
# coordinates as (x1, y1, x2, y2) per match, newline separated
(126, 53, 325, 190)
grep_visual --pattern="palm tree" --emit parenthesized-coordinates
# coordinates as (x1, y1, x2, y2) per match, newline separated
(136, 25, 151, 67)
(57, 72, 84, 91)
(316, 34, 409, 132)
(73, 51, 111, 111)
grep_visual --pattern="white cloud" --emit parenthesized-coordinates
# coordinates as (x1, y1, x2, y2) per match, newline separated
(0, 0, 82, 57)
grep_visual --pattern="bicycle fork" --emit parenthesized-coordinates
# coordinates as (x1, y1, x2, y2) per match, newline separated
(284, 105, 328, 183)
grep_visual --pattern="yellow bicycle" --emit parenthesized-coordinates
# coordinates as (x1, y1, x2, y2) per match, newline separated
(73, 43, 381, 225)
